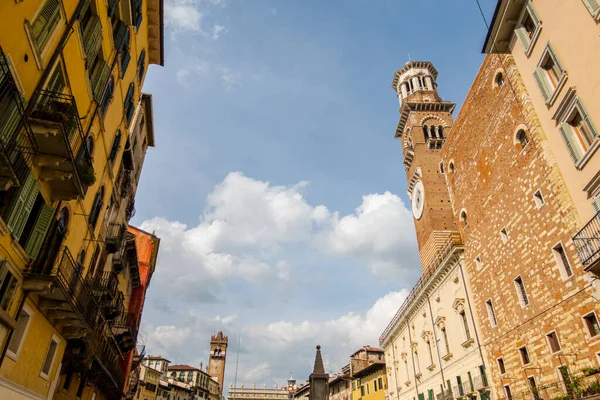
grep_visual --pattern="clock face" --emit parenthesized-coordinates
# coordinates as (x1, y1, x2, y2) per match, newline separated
(412, 181, 425, 219)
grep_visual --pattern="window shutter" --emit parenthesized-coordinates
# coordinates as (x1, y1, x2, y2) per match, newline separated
(77, 0, 92, 21)
(24, 204, 55, 259)
(91, 60, 111, 102)
(559, 123, 582, 163)
(578, 100, 599, 140)
(593, 197, 600, 213)
(546, 45, 565, 75)
(0, 261, 16, 311)
(138, 49, 146, 82)
(486, 301, 496, 326)
(109, 131, 121, 162)
(527, 3, 541, 25)
(3, 171, 40, 240)
(31, 0, 61, 51)
(124, 83, 134, 107)
(120, 51, 131, 78)
(101, 77, 114, 113)
(514, 26, 530, 50)
(533, 68, 551, 102)
(418, 393, 425, 400)
(46, 65, 65, 93)
(582, 0, 600, 17)
(83, 16, 103, 67)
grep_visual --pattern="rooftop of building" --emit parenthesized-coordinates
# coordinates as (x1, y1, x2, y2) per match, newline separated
(351, 362, 385, 379)
(146, 355, 171, 362)
(168, 364, 200, 371)
(350, 346, 384, 357)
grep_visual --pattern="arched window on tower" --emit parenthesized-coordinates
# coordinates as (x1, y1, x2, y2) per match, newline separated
(438, 126, 444, 139)
(460, 210, 468, 228)
(517, 129, 530, 149)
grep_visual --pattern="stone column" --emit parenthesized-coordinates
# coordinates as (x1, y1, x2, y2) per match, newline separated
(309, 346, 329, 400)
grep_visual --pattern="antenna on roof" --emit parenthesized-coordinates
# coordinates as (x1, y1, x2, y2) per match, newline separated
(233, 330, 242, 390)
(407, 52, 412, 61)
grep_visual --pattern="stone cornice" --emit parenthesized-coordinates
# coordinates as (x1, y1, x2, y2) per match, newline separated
(392, 62, 438, 91)
(395, 102, 456, 139)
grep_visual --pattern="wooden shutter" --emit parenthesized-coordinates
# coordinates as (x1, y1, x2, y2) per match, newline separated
(31, 0, 62, 51)
(138, 49, 146, 82)
(78, 0, 92, 21)
(101, 77, 114, 113)
(24, 204, 55, 259)
(533, 68, 551, 102)
(514, 26, 530, 50)
(578, 100, 599, 141)
(91, 59, 111, 101)
(46, 65, 65, 93)
(559, 123, 582, 164)
(4, 171, 40, 240)
(583, 0, 600, 17)
(592, 197, 600, 213)
(120, 51, 131, 78)
(526, 3, 541, 25)
(418, 393, 425, 400)
(83, 16, 103, 67)
(0, 261, 16, 311)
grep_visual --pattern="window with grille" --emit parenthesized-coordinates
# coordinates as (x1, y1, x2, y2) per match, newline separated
(552, 243, 573, 278)
(485, 300, 497, 327)
(584, 313, 600, 337)
(514, 276, 529, 307)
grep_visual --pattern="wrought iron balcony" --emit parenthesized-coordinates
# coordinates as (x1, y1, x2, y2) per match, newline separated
(113, 311, 138, 353)
(105, 222, 126, 254)
(101, 290, 124, 321)
(124, 232, 141, 287)
(573, 212, 600, 275)
(91, 324, 126, 397)
(28, 90, 95, 201)
(23, 246, 99, 339)
(0, 46, 36, 190)
(91, 270, 119, 302)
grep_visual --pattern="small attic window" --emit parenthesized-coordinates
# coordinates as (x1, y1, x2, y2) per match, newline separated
(449, 161, 455, 173)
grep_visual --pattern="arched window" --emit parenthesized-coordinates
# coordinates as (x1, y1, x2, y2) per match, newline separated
(423, 125, 429, 139)
(85, 136, 94, 159)
(437, 125, 444, 139)
(439, 162, 445, 174)
(460, 210, 468, 227)
(448, 161, 455, 173)
(89, 186, 104, 229)
(495, 72, 505, 88)
(517, 129, 529, 148)
(187, 372, 193, 381)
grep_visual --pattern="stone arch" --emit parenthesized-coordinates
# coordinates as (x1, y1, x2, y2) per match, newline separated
(513, 123, 530, 147)
(419, 114, 449, 127)
(492, 67, 506, 89)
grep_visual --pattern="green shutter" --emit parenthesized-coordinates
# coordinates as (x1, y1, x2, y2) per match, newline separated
(533, 68, 551, 102)
(91, 59, 111, 102)
(31, 0, 62, 51)
(78, 0, 92, 21)
(0, 261, 16, 311)
(593, 198, 600, 213)
(46, 65, 65, 93)
(559, 123, 582, 164)
(24, 204, 55, 259)
(418, 393, 425, 400)
(467, 372, 474, 392)
(546, 44, 565, 75)
(526, 3, 541, 25)
(583, 0, 600, 17)
(83, 16, 103, 67)
(3, 171, 40, 240)
(428, 390, 433, 400)
(514, 26, 530, 50)
(577, 99, 599, 141)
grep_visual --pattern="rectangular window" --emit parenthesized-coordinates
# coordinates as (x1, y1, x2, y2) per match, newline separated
(428, 389, 433, 400)
(546, 331, 561, 353)
(581, 0, 600, 19)
(559, 98, 599, 165)
(414, 351, 421, 373)
(485, 299, 497, 327)
(514, 276, 530, 307)
(0, 261, 17, 312)
(584, 312, 600, 337)
(374, 379, 378, 392)
(504, 385, 513, 400)
(514, 2, 541, 55)
(366, 382, 370, 395)
(457, 377, 464, 396)
(41, 335, 59, 378)
(497, 357, 506, 375)
(30, 0, 62, 52)
(360, 386, 365, 397)
(441, 327, 450, 355)
(460, 311, 471, 340)
(534, 44, 566, 105)
(7, 304, 33, 359)
(378, 377, 383, 390)
(519, 346, 531, 365)
(553, 243, 573, 278)
(528, 376, 539, 400)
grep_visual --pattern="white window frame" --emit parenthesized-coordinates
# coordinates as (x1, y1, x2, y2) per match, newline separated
(552, 242, 573, 280)
(504, 384, 513, 400)
(6, 303, 34, 361)
(40, 334, 60, 380)
(514, 1, 542, 57)
(527, 376, 538, 400)
(533, 189, 545, 209)
(533, 43, 567, 107)
(514, 275, 530, 308)
(545, 330, 561, 354)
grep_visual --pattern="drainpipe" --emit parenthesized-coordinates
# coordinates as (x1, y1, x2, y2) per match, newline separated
(406, 322, 420, 397)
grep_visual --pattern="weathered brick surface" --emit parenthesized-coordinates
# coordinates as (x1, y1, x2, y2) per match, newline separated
(441, 54, 599, 398)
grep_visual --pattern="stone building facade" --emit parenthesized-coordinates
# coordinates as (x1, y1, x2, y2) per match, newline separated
(441, 51, 600, 400)
(380, 61, 490, 400)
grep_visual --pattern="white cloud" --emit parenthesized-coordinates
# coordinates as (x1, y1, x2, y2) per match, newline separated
(211, 24, 228, 40)
(176, 59, 211, 84)
(220, 68, 242, 89)
(269, 8, 278, 16)
(165, 0, 203, 32)
(141, 172, 417, 304)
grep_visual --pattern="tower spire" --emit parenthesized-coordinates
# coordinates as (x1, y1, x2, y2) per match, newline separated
(312, 345, 325, 374)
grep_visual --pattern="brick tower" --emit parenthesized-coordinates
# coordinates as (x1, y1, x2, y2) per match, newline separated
(208, 331, 228, 393)
(392, 61, 458, 270)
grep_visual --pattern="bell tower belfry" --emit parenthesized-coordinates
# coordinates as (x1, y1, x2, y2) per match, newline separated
(208, 331, 228, 394)
(392, 61, 457, 271)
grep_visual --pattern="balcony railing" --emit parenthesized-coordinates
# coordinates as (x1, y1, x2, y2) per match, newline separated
(113, 311, 138, 353)
(91, 270, 119, 301)
(24, 246, 99, 336)
(124, 232, 141, 287)
(573, 211, 600, 274)
(105, 222, 126, 254)
(28, 89, 94, 200)
(0, 46, 36, 189)
(92, 323, 126, 394)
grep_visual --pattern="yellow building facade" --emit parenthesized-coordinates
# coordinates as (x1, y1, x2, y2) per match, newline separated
(352, 364, 387, 400)
(0, 0, 163, 399)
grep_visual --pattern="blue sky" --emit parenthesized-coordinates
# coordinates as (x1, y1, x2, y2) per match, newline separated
(131, 0, 496, 390)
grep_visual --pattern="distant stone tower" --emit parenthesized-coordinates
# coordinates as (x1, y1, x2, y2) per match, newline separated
(391, 61, 457, 271)
(208, 331, 228, 393)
